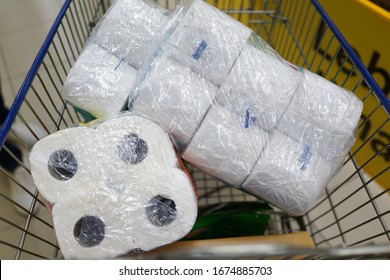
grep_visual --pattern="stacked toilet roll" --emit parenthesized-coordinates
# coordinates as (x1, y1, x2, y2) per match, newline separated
(30, 114, 198, 259)
(131, 0, 363, 216)
(62, 0, 168, 118)
(92, 0, 168, 69)
(62, 43, 138, 118)
(132, 55, 218, 152)
(165, 0, 252, 86)
(241, 69, 363, 215)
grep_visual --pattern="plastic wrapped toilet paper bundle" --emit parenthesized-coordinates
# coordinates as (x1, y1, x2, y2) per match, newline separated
(92, 0, 168, 69)
(61, 43, 138, 118)
(30, 113, 198, 259)
(62, 0, 169, 119)
(131, 55, 218, 152)
(241, 70, 362, 215)
(242, 130, 334, 216)
(164, 0, 252, 86)
(216, 37, 303, 130)
(182, 104, 269, 187)
(129, 0, 361, 216)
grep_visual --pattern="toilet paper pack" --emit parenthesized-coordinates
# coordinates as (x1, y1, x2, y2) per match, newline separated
(61, 43, 138, 118)
(165, 0, 252, 86)
(92, 0, 168, 69)
(30, 113, 198, 258)
(242, 130, 334, 216)
(182, 104, 269, 187)
(131, 55, 218, 152)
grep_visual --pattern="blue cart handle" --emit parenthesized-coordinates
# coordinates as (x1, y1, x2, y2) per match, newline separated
(311, 0, 390, 114)
(0, 0, 72, 147)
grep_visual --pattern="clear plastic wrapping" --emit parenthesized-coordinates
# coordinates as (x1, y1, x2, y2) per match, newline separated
(131, 0, 363, 216)
(91, 0, 168, 69)
(29, 113, 198, 259)
(61, 43, 138, 118)
(61, 0, 169, 118)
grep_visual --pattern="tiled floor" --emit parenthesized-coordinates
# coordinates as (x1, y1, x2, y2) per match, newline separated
(0, 0, 389, 260)
(0, 0, 64, 260)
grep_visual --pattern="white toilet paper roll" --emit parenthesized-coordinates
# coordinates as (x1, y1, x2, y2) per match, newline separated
(29, 126, 96, 204)
(29, 114, 178, 204)
(53, 169, 197, 259)
(216, 44, 302, 130)
(93, 0, 168, 69)
(95, 114, 178, 171)
(128, 169, 197, 252)
(62, 43, 138, 118)
(242, 130, 334, 216)
(166, 0, 252, 86)
(288, 69, 363, 134)
(277, 112, 356, 160)
(132, 56, 218, 151)
(182, 104, 268, 186)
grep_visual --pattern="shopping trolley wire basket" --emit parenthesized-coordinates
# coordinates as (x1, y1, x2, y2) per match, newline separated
(0, 0, 389, 259)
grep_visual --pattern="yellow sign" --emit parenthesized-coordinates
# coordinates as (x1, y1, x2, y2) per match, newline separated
(317, 0, 390, 189)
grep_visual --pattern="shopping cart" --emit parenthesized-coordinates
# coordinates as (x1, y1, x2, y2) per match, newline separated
(0, 0, 389, 260)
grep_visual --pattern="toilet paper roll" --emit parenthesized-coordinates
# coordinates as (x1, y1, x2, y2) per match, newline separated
(277, 112, 356, 160)
(95, 114, 178, 172)
(288, 69, 363, 134)
(53, 169, 197, 259)
(62, 43, 138, 118)
(29, 126, 95, 204)
(93, 0, 168, 69)
(216, 44, 302, 130)
(182, 104, 268, 186)
(29, 114, 178, 203)
(242, 130, 334, 216)
(166, 0, 252, 85)
(132, 56, 218, 151)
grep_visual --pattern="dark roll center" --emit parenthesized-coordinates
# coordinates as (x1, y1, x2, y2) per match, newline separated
(48, 149, 78, 181)
(146, 195, 177, 227)
(73, 215, 105, 248)
(117, 133, 148, 165)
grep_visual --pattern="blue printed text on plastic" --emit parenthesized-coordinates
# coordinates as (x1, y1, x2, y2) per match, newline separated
(244, 108, 257, 128)
(298, 145, 313, 171)
(192, 40, 207, 60)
